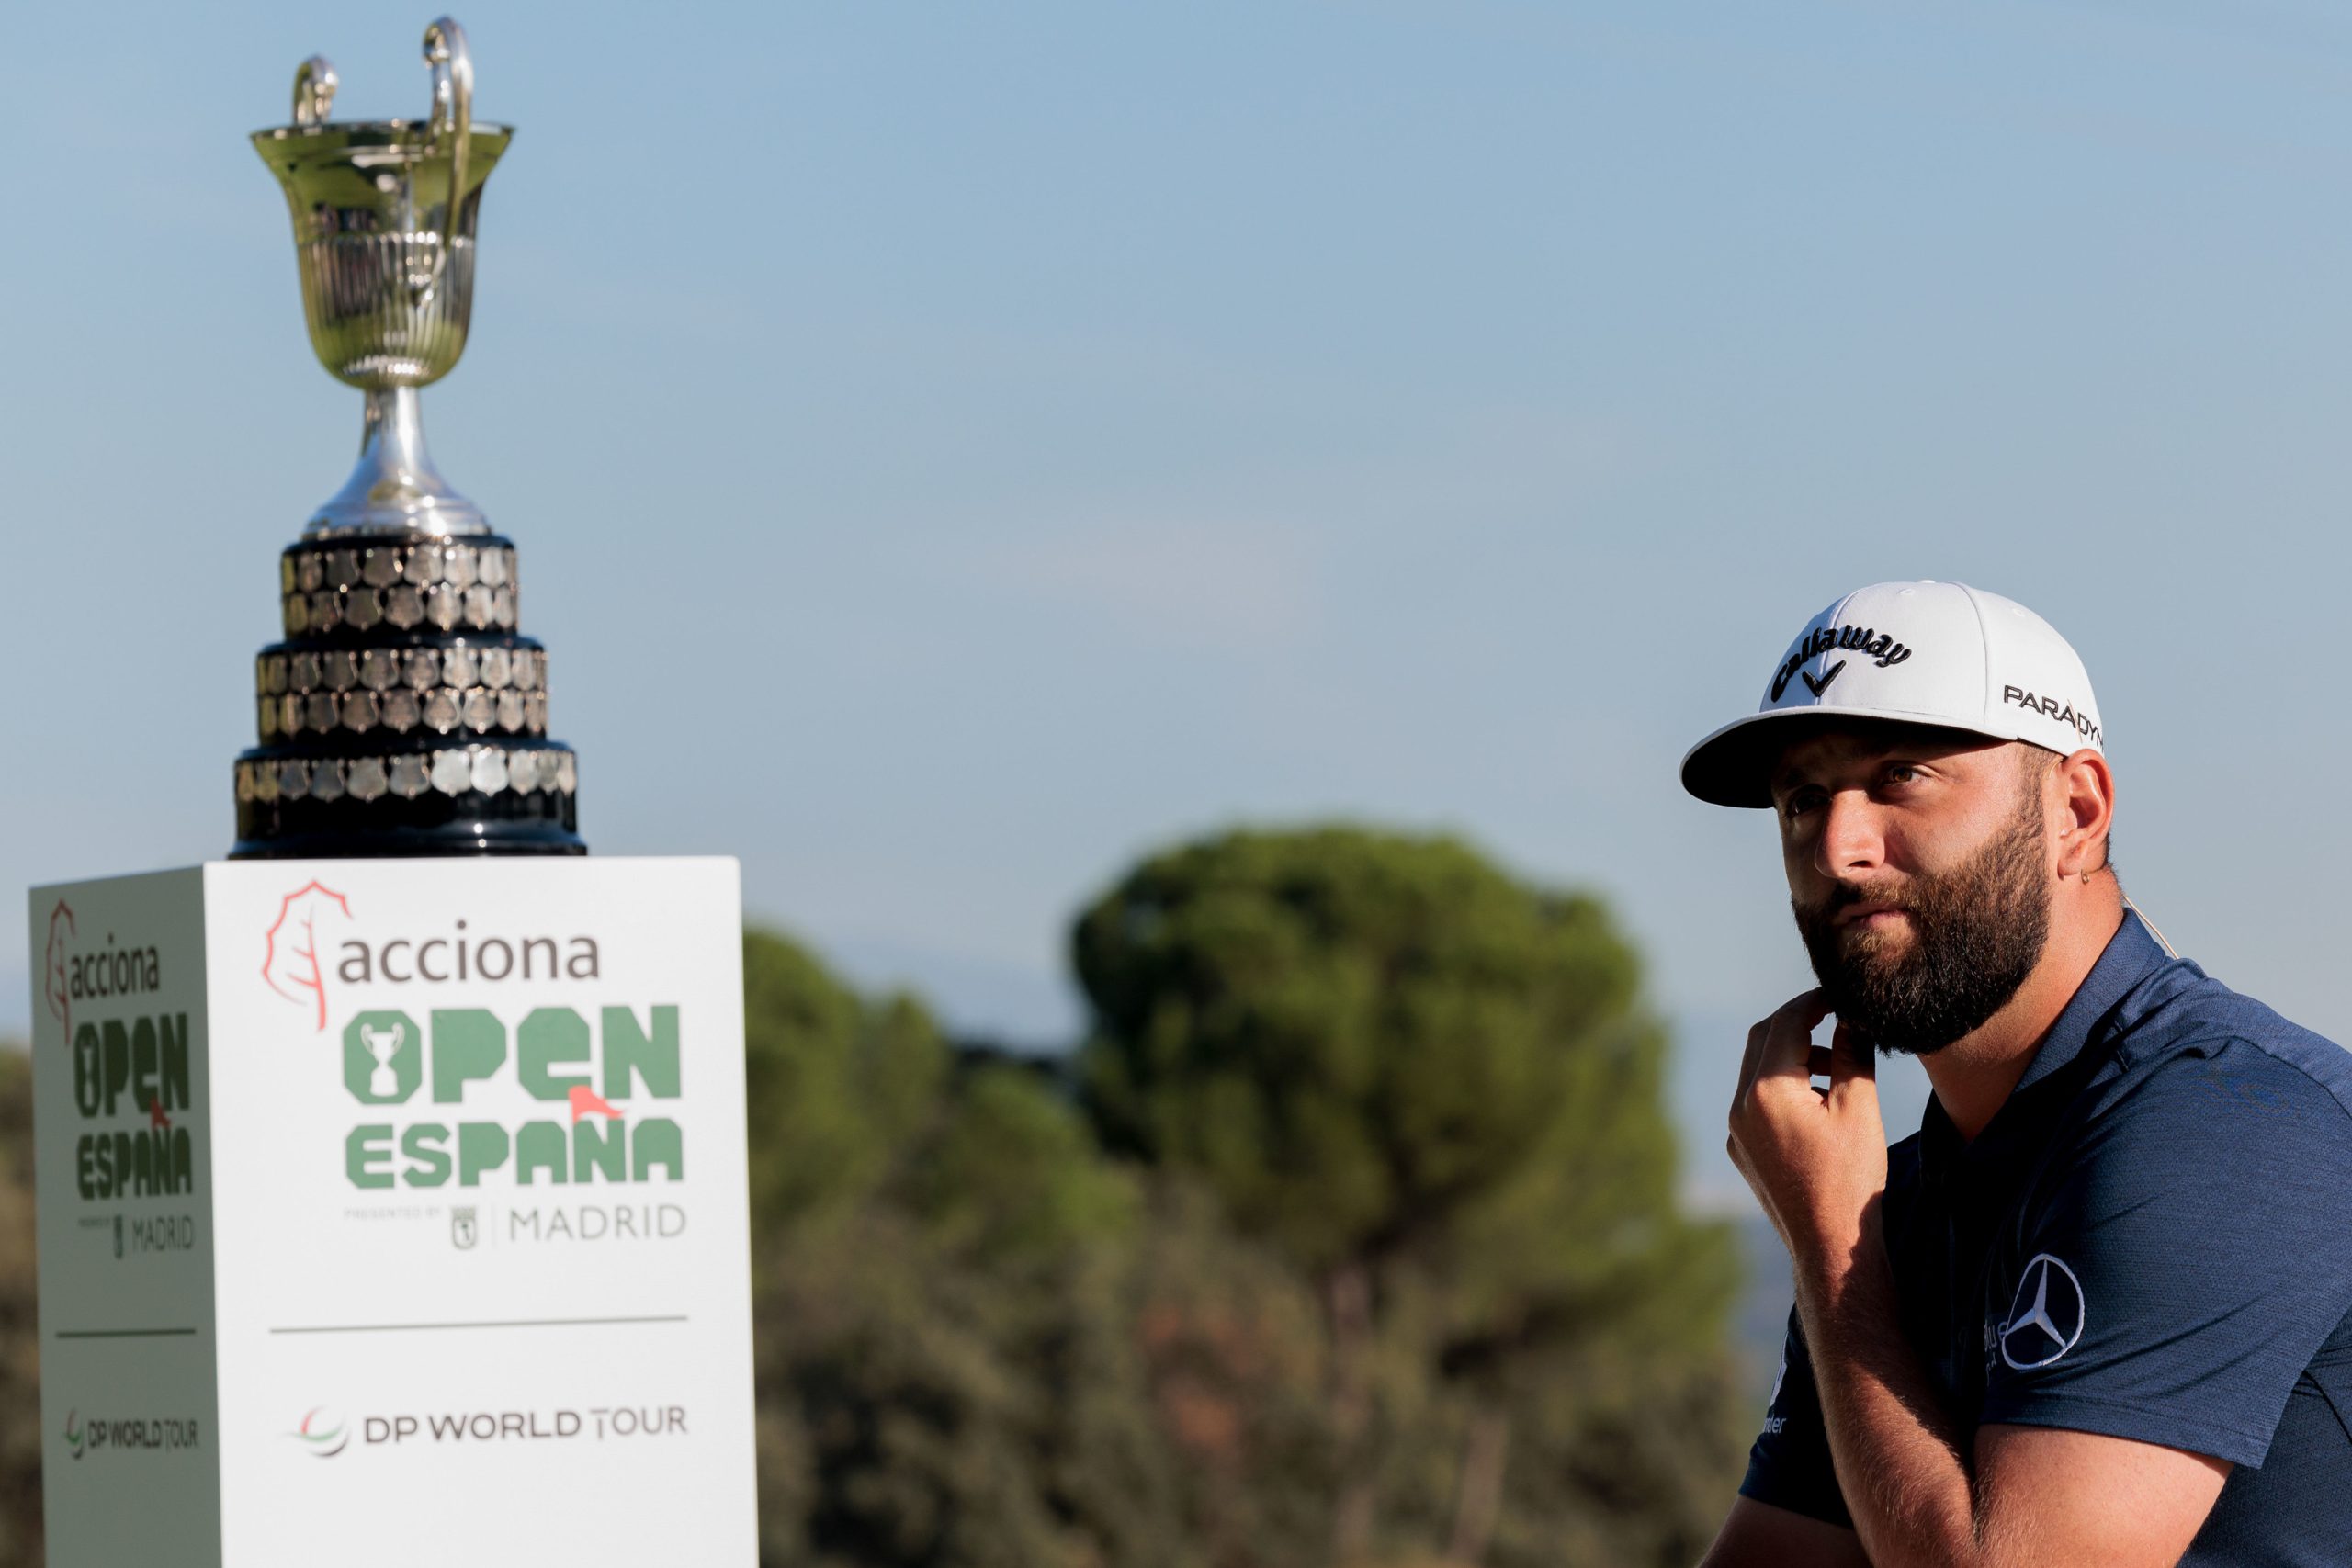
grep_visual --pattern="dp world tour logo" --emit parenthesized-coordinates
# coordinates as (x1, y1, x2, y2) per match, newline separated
(1998, 1253, 2086, 1371)
(263, 881, 354, 1031)
(44, 899, 76, 1035)
(290, 1406, 349, 1458)
(63, 1409, 84, 1461)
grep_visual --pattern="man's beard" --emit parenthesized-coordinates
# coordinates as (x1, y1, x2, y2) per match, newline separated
(1793, 795, 2052, 1056)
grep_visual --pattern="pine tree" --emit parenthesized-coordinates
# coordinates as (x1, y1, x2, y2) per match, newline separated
(1073, 828, 1745, 1565)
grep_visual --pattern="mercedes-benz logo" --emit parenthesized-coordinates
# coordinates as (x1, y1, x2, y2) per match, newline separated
(1998, 1253, 2086, 1371)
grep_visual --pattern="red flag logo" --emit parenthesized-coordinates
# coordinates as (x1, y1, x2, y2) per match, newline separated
(569, 1085, 623, 1123)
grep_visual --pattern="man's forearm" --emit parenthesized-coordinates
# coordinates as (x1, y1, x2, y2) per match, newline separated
(1793, 1218, 2005, 1568)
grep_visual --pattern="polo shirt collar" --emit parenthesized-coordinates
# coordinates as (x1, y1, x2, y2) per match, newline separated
(1918, 908, 2172, 1155)
(2011, 908, 2170, 1094)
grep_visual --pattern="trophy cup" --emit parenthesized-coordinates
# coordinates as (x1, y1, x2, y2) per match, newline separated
(232, 18, 584, 857)
(359, 1020, 406, 1098)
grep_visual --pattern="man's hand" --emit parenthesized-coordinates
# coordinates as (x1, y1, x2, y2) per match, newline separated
(1726, 990, 1887, 1270)
(1719, 994, 2230, 1568)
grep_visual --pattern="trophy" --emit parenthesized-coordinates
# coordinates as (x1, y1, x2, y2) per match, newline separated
(359, 1021, 405, 1098)
(232, 17, 584, 858)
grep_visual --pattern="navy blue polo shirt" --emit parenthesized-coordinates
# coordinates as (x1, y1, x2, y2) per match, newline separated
(1744, 912, 2352, 1563)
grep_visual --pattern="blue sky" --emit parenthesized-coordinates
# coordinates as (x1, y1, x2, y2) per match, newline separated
(7, 0, 2352, 1204)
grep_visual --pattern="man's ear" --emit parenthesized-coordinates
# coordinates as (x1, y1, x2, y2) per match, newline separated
(2050, 748, 2115, 880)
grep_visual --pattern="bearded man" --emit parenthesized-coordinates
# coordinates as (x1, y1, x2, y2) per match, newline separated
(1690, 582, 2352, 1567)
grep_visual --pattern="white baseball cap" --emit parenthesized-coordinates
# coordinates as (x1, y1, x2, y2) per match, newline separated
(1680, 581, 2105, 807)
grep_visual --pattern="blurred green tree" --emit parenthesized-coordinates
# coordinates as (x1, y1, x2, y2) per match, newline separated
(743, 929, 1181, 1568)
(741, 929, 945, 1228)
(0, 1047, 40, 1568)
(1072, 827, 1743, 1565)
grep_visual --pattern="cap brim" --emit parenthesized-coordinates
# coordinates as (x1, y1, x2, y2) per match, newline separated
(1679, 707, 2026, 808)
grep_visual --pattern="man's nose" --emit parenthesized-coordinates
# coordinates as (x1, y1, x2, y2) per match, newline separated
(1815, 791, 1886, 878)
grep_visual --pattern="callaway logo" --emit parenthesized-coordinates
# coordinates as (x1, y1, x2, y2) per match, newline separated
(1997, 1253, 2086, 1371)
(262, 881, 354, 1031)
(1772, 624, 1915, 701)
(290, 1406, 349, 1458)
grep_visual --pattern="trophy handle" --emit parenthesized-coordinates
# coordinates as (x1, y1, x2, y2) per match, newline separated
(414, 17, 474, 307)
(292, 56, 337, 128)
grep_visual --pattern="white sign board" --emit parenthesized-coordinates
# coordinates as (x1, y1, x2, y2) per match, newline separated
(29, 858, 756, 1567)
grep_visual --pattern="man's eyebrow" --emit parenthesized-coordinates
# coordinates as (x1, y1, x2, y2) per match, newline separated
(1771, 746, 1900, 795)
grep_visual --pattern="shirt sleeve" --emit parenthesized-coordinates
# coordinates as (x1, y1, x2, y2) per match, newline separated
(1738, 1306, 1852, 1526)
(1979, 1042, 2352, 1468)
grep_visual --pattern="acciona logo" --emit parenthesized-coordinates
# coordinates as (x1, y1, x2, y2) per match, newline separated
(44, 900, 75, 1034)
(261, 880, 603, 1032)
(262, 882, 353, 1031)
(254, 881, 684, 1191)
(331, 920, 601, 987)
(45, 897, 164, 1042)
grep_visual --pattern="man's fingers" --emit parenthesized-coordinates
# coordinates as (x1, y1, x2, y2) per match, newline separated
(1734, 992, 1860, 1141)
(1735, 1016, 1771, 1105)
(1754, 989, 1830, 1084)
(1827, 1020, 1880, 1112)
(1734, 995, 1820, 1134)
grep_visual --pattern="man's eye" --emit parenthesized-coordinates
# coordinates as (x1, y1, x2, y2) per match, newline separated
(1884, 763, 1920, 787)
(1781, 792, 1824, 820)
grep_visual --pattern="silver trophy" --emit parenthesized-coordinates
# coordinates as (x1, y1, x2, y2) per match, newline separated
(233, 17, 582, 859)
(253, 19, 509, 536)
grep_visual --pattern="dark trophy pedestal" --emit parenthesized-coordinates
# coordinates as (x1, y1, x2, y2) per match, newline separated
(230, 531, 582, 858)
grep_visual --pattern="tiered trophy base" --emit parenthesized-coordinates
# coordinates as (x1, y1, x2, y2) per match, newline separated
(228, 746, 583, 858)
(227, 530, 586, 860)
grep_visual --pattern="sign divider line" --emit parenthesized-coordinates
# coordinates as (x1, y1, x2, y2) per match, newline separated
(268, 1314, 690, 1334)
